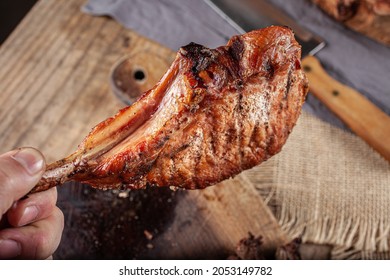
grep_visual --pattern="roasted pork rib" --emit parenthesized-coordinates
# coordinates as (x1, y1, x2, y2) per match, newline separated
(32, 26, 308, 193)
(311, 0, 390, 46)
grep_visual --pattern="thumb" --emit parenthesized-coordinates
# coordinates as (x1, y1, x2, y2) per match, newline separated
(0, 148, 45, 216)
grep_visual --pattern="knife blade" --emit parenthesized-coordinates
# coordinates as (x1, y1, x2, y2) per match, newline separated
(206, 0, 326, 56)
(206, 0, 390, 162)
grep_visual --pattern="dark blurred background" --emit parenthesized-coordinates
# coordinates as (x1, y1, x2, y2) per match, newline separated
(0, 0, 38, 44)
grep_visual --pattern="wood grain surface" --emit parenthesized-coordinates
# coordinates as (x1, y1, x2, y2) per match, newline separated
(302, 56, 390, 162)
(0, 0, 287, 259)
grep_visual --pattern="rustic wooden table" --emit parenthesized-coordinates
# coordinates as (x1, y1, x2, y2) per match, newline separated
(0, 0, 287, 259)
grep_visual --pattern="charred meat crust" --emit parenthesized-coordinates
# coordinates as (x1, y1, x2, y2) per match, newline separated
(32, 26, 308, 193)
(337, 0, 360, 20)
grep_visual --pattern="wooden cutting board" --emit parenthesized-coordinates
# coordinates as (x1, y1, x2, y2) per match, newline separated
(0, 0, 287, 259)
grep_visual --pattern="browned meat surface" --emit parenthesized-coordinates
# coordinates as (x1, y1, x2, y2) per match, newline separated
(228, 233, 302, 260)
(312, 0, 390, 46)
(229, 233, 266, 260)
(32, 26, 308, 193)
(312, 0, 390, 20)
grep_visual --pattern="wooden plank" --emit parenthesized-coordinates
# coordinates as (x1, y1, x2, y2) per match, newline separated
(303, 56, 390, 162)
(150, 175, 287, 259)
(0, 0, 287, 258)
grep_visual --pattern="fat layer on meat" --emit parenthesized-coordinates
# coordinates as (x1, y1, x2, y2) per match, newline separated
(32, 26, 308, 193)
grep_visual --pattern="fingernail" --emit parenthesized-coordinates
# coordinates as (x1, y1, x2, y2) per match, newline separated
(11, 148, 45, 175)
(0, 239, 21, 259)
(18, 205, 39, 226)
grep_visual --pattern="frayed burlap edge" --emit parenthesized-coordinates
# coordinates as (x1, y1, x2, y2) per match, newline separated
(245, 111, 390, 259)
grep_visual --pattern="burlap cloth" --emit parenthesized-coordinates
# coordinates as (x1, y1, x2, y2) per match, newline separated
(245, 111, 390, 259)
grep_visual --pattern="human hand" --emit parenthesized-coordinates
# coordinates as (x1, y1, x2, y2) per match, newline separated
(0, 148, 64, 259)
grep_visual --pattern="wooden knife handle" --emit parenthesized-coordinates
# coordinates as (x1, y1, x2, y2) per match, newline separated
(302, 55, 390, 162)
